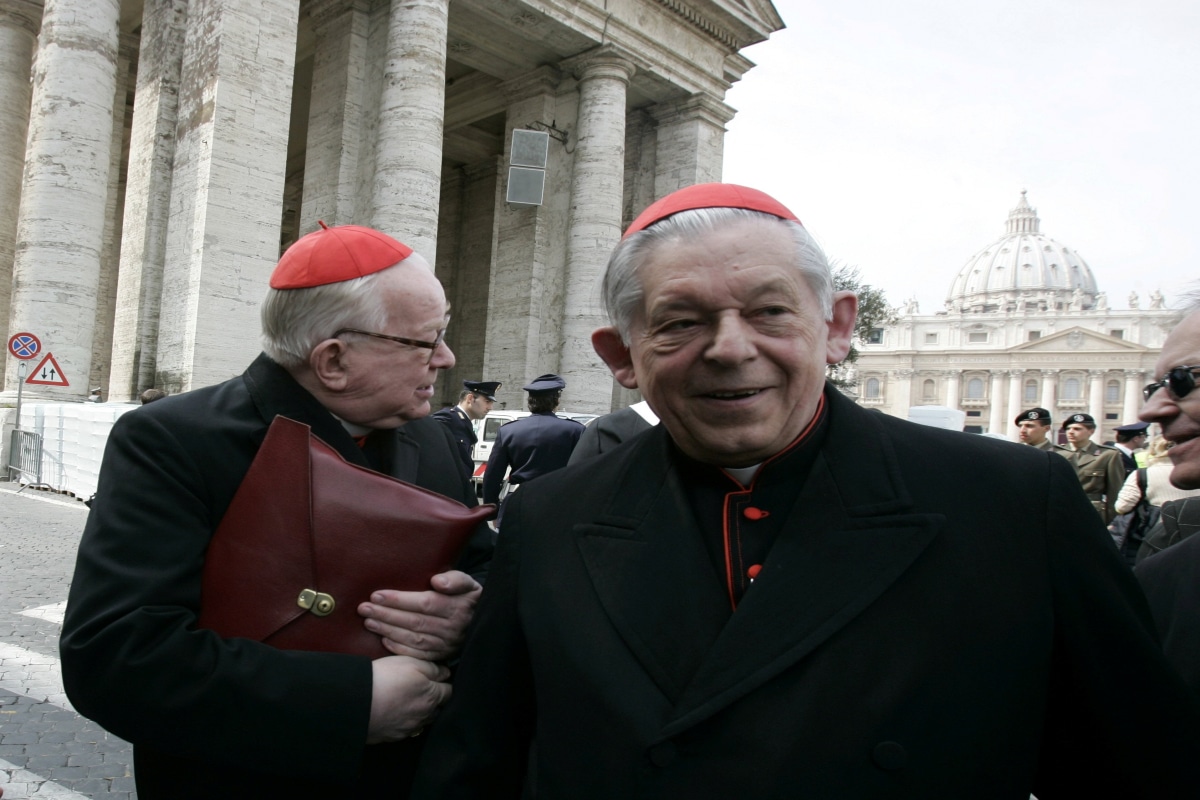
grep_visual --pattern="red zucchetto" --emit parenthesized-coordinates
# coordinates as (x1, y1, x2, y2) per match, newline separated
(623, 183, 800, 239)
(269, 221, 414, 289)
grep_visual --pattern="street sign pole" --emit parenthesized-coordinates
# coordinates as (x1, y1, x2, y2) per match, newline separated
(15, 361, 26, 431)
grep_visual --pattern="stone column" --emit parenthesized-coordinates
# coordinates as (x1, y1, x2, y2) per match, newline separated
(154, 0, 299, 393)
(893, 369, 913, 413)
(108, 0, 188, 401)
(650, 93, 733, 194)
(437, 159, 498, 400)
(300, 0, 370, 232)
(987, 371, 1005, 434)
(90, 31, 139, 397)
(4, 0, 120, 402)
(1040, 370, 1057, 418)
(560, 48, 635, 414)
(484, 66, 562, 412)
(0, 0, 41, 342)
(1007, 370, 1024, 440)
(944, 371, 961, 409)
(1088, 370, 1105, 435)
(370, 0, 448, 261)
(1123, 369, 1143, 423)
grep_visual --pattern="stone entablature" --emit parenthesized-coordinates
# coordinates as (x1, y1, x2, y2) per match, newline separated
(0, 0, 785, 424)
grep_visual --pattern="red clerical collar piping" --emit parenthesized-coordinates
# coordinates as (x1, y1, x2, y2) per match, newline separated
(719, 393, 827, 490)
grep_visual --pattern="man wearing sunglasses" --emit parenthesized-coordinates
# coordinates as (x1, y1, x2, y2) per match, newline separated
(1134, 300, 1200, 698)
(60, 223, 492, 798)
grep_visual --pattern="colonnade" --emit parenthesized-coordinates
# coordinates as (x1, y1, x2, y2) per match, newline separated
(883, 367, 1147, 439)
(0, 0, 756, 414)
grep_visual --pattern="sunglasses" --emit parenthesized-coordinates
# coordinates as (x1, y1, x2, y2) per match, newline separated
(1142, 365, 1200, 402)
(334, 320, 449, 365)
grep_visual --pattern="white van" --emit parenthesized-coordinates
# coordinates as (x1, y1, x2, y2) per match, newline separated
(469, 410, 597, 497)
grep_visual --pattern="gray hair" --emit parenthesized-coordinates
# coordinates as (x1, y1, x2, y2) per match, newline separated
(260, 269, 392, 368)
(1179, 283, 1200, 313)
(600, 208, 834, 342)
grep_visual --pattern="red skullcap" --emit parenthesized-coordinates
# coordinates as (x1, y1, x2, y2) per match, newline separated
(270, 221, 414, 289)
(623, 183, 800, 239)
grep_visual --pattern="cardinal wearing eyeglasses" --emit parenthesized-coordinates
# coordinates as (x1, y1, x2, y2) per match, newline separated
(59, 224, 493, 798)
(1135, 299, 1200, 700)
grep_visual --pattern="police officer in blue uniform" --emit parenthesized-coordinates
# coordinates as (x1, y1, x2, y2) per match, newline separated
(482, 374, 584, 522)
(1112, 420, 1150, 473)
(433, 380, 501, 472)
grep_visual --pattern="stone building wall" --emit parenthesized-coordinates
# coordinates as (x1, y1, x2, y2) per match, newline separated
(0, 0, 784, 422)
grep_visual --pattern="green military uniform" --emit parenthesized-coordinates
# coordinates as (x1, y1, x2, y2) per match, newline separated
(1056, 441, 1126, 523)
(1030, 439, 1057, 452)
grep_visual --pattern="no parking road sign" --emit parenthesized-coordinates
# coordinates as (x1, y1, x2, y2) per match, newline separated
(7, 332, 41, 360)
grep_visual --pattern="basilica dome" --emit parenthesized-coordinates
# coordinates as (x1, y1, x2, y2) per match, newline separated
(945, 191, 1099, 313)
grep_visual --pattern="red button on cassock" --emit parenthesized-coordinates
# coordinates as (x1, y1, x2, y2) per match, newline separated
(743, 506, 769, 520)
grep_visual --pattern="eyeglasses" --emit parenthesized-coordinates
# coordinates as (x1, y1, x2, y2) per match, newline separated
(1142, 365, 1200, 402)
(334, 320, 449, 365)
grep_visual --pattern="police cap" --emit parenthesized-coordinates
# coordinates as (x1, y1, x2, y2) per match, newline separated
(523, 373, 566, 394)
(463, 380, 501, 401)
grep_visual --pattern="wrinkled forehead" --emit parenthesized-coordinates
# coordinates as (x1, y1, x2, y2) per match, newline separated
(1156, 310, 1200, 374)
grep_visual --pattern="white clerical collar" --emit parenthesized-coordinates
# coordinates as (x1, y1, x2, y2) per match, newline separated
(630, 401, 660, 426)
(723, 463, 763, 486)
(333, 415, 373, 438)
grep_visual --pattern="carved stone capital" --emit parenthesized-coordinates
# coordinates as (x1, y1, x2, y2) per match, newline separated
(0, 0, 43, 37)
(649, 92, 736, 128)
(562, 45, 636, 85)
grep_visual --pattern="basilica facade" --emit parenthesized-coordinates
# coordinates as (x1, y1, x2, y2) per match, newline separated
(851, 192, 1178, 441)
(0, 0, 783, 417)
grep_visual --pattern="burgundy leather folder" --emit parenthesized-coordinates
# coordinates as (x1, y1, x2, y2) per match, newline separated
(198, 415, 495, 659)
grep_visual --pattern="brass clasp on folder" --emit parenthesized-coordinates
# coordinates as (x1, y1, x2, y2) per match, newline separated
(297, 588, 336, 616)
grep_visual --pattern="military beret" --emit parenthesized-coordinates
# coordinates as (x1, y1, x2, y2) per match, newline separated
(1113, 421, 1150, 434)
(464, 380, 501, 401)
(623, 183, 800, 239)
(1062, 413, 1095, 428)
(270, 221, 413, 289)
(523, 373, 566, 394)
(1015, 407, 1051, 425)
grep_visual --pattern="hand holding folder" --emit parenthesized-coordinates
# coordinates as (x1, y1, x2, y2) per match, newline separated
(198, 416, 496, 659)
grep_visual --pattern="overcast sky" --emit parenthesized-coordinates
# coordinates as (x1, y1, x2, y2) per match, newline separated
(722, 0, 1199, 315)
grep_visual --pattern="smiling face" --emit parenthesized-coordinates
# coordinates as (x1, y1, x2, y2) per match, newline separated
(593, 218, 856, 467)
(1140, 310, 1200, 488)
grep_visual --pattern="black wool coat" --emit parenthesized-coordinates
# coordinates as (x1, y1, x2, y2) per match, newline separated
(413, 387, 1199, 800)
(60, 354, 491, 799)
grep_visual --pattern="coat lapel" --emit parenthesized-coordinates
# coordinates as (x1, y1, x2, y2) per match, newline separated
(659, 393, 942, 733)
(577, 390, 943, 733)
(663, 455, 941, 735)
(574, 431, 730, 703)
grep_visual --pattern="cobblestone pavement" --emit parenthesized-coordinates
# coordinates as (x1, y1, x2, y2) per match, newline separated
(0, 483, 135, 799)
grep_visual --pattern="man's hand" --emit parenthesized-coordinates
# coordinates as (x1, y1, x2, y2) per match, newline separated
(367, 655, 451, 743)
(358, 570, 482, 661)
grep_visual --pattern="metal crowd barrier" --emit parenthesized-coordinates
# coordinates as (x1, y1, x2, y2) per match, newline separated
(8, 428, 51, 490)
